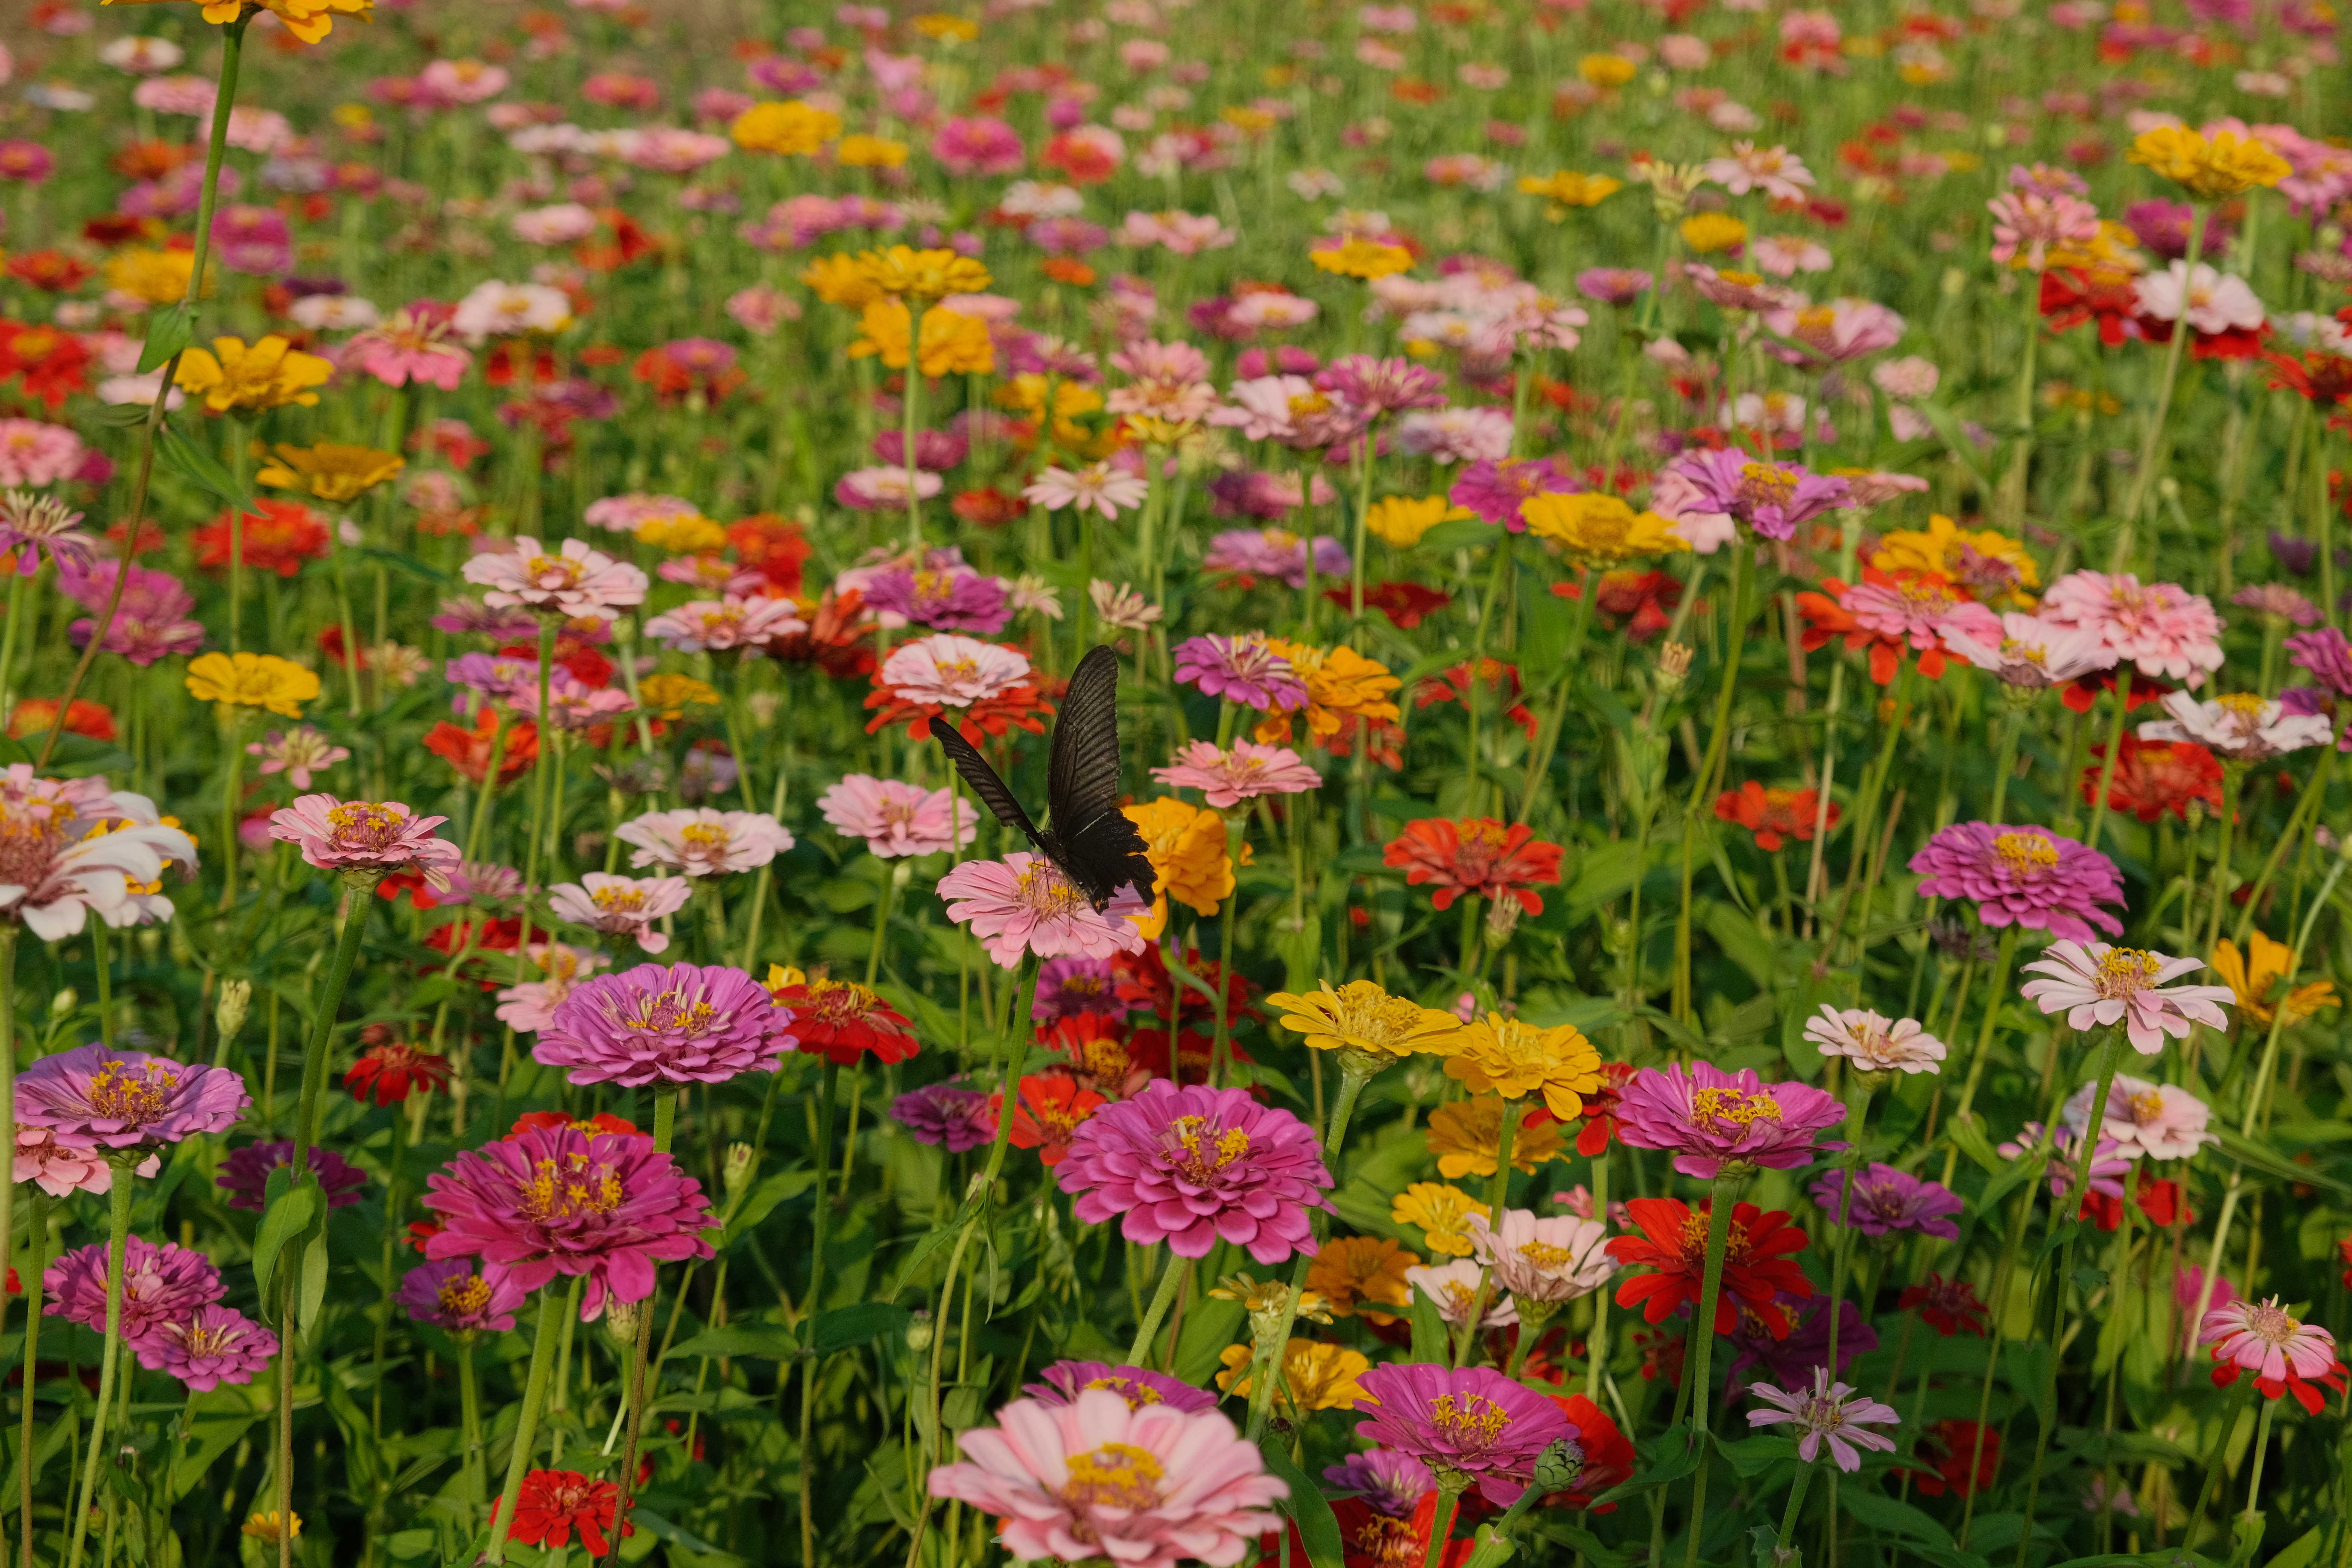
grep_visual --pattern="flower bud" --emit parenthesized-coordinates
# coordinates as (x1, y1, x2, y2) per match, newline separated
(904, 1312, 934, 1354)
(1533, 1435, 1586, 1493)
(1656, 642, 1693, 692)
(724, 1142, 758, 1201)
(215, 978, 253, 1045)
(746, 691, 781, 728)
(603, 1297, 642, 1346)
(1483, 897, 1523, 945)
(48, 989, 77, 1019)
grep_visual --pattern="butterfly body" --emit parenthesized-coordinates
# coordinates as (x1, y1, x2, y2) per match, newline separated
(930, 644, 1156, 912)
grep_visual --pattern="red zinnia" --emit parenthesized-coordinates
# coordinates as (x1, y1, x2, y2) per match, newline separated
(1713, 781, 1839, 851)
(767, 588, 877, 680)
(0, 322, 91, 409)
(767, 974, 919, 1066)
(2061, 666, 2177, 715)
(1382, 818, 1565, 915)
(1897, 1271, 1989, 1337)
(1415, 658, 1537, 741)
(994, 1073, 1105, 1165)
(725, 514, 812, 595)
(192, 500, 331, 577)
(1542, 1393, 1635, 1510)
(499, 1470, 628, 1556)
(951, 487, 1027, 528)
(1913, 1420, 2000, 1498)
(2081, 734, 2223, 824)
(2210, 1348, 2352, 1415)
(1041, 1010, 1138, 1094)
(2040, 266, 2150, 346)
(6, 699, 114, 743)
(422, 710, 539, 786)
(6, 251, 95, 293)
(1324, 581, 1453, 629)
(344, 1038, 453, 1106)
(1606, 1197, 1812, 1335)
(1572, 1061, 1637, 1157)
(505, 1110, 638, 1141)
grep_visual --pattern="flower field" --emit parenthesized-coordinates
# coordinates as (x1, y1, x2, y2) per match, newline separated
(0, 0, 2350, 1564)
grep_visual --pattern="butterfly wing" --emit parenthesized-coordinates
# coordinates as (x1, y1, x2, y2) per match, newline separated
(1046, 645, 1157, 908)
(929, 715, 1045, 850)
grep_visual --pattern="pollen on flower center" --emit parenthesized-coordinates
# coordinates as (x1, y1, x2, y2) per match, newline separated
(1428, 1392, 1512, 1446)
(436, 1274, 493, 1318)
(325, 802, 401, 849)
(518, 1153, 625, 1222)
(1061, 1442, 1165, 1510)
(1083, 1374, 1162, 1404)
(1992, 830, 2059, 874)
(1690, 1086, 1784, 1127)
(1517, 1240, 1580, 1271)
(2092, 947, 2163, 996)
(88, 1060, 178, 1127)
(679, 823, 734, 853)
(618, 986, 721, 1036)
(2242, 1298, 2299, 1346)
(2128, 1089, 2166, 1123)
(1169, 1114, 1251, 1178)
(1015, 862, 1088, 918)
(1736, 462, 1798, 509)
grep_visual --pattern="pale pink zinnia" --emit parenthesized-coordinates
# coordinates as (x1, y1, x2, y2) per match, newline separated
(2136, 689, 2334, 761)
(2062, 1071, 2214, 1161)
(879, 634, 1033, 708)
(614, 808, 793, 876)
(343, 308, 473, 391)
(926, 1389, 1286, 1568)
(2202, 1297, 2338, 1385)
(545, 873, 691, 953)
(266, 795, 462, 883)
(816, 774, 977, 858)
(14, 1125, 131, 1195)
(2018, 940, 2234, 1055)
(460, 536, 649, 622)
(937, 852, 1150, 969)
(1022, 462, 1150, 518)
(0, 768, 198, 939)
(1937, 611, 2117, 690)
(642, 594, 807, 653)
(2038, 571, 2225, 687)
(1148, 741, 1321, 808)
(494, 941, 612, 1032)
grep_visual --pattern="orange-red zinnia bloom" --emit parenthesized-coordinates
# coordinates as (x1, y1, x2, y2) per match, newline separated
(1605, 1197, 1812, 1336)
(1713, 781, 1839, 851)
(1382, 818, 1564, 914)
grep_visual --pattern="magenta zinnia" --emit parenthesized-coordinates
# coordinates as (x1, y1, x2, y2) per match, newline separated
(421, 1122, 717, 1320)
(1613, 1061, 1845, 1179)
(45, 1236, 224, 1340)
(16, 1044, 250, 1153)
(534, 962, 797, 1086)
(1057, 1080, 1331, 1263)
(1906, 822, 2125, 943)
(1352, 1362, 1575, 1505)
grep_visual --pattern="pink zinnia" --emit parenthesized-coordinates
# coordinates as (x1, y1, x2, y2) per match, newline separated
(1612, 1061, 1846, 1179)
(495, 942, 611, 1032)
(1149, 741, 1321, 807)
(266, 795, 461, 883)
(1652, 449, 1850, 544)
(1937, 611, 2116, 690)
(880, 634, 1033, 707)
(344, 308, 473, 391)
(545, 874, 690, 954)
(614, 808, 793, 877)
(642, 595, 807, 653)
(2018, 940, 2234, 1055)
(1170, 634, 1307, 711)
(1745, 1370, 1902, 1471)
(1352, 1363, 1574, 1505)
(938, 853, 1150, 969)
(2062, 1071, 2213, 1161)
(2202, 1298, 2338, 1384)
(422, 1123, 717, 1321)
(816, 774, 976, 858)
(1057, 1080, 1331, 1263)
(17, 1044, 249, 1153)
(535, 962, 796, 1086)
(926, 1389, 1285, 1568)
(930, 115, 1025, 176)
(0, 767, 198, 939)
(460, 536, 649, 622)
(1907, 822, 2125, 942)
(133, 1304, 279, 1391)
(0, 420, 84, 488)
(45, 1236, 224, 1340)
(2039, 570, 2225, 687)
(14, 1125, 124, 1195)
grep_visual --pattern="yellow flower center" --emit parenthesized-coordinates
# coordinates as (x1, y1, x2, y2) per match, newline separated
(1517, 1241, 1581, 1272)
(2093, 947, 2164, 998)
(1737, 462, 1799, 509)
(1429, 1392, 1512, 1445)
(87, 1060, 177, 1128)
(590, 885, 648, 915)
(1169, 1115, 1251, 1179)
(1015, 862, 1087, 919)
(325, 801, 403, 850)
(679, 823, 733, 853)
(621, 987, 719, 1036)
(1992, 831, 2059, 874)
(1690, 1086, 1784, 1127)
(518, 1152, 624, 1222)
(2127, 1089, 2167, 1124)
(1061, 1442, 1165, 1511)
(1083, 1374, 1162, 1405)
(438, 1274, 493, 1318)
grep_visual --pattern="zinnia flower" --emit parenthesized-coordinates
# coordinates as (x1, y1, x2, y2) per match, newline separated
(1808, 1164, 1963, 1239)
(215, 1140, 368, 1212)
(614, 808, 794, 877)
(818, 775, 977, 858)
(1651, 449, 1850, 546)
(2039, 570, 2224, 687)
(925, 1389, 1285, 1568)
(1171, 634, 1309, 712)
(1057, 1080, 1331, 1263)
(937, 853, 1150, 969)
(501, 1470, 628, 1557)
(1305, 1236, 1423, 1322)
(2018, 941, 2234, 1055)
(545, 874, 691, 954)
(1469, 1208, 1616, 1310)
(266, 795, 461, 884)
(422, 1122, 717, 1320)
(1149, 740, 1321, 807)
(1382, 818, 1564, 915)
(395, 1258, 529, 1333)
(1745, 1370, 1902, 1471)
(536, 962, 796, 1086)
(1021, 1360, 1221, 1413)
(1907, 822, 2125, 943)
(2202, 1297, 2348, 1412)
(1444, 1016, 1603, 1118)
(1351, 1362, 1574, 1506)
(17, 1044, 248, 1154)
(2138, 689, 2333, 761)
(44, 1236, 223, 1340)
(1800, 1007, 1946, 1075)
(1613, 1061, 1845, 1178)
(1607, 1197, 1812, 1333)
(184, 652, 319, 718)
(133, 1305, 279, 1392)
(1714, 782, 1838, 851)
(0, 767, 199, 939)
(2209, 929, 2337, 1029)
(765, 965, 918, 1066)
(891, 1081, 995, 1152)
(460, 537, 648, 622)
(2062, 1072, 2214, 1161)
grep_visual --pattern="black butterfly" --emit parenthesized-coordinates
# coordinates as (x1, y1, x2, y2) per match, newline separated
(929, 643, 1156, 913)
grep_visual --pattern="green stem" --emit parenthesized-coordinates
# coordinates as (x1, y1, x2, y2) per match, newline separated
(2082, 677, 2135, 853)
(289, 885, 373, 1180)
(1678, 1172, 1742, 1568)
(2116, 203, 2210, 554)
(62, 1176, 136, 1568)
(1246, 1060, 1373, 1442)
(1452, 1099, 1519, 1368)
(15, 1185, 44, 1568)
(1584, 1150, 1612, 1400)
(480, 1291, 565, 1566)
(1675, 544, 1753, 1023)
(458, 1336, 485, 1510)
(1125, 1253, 1189, 1366)
(2232, 1396, 2278, 1563)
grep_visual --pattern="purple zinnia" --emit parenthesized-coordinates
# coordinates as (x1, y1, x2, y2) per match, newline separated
(216, 1140, 369, 1213)
(1727, 1293, 1877, 1397)
(891, 1081, 997, 1152)
(534, 962, 797, 1087)
(1447, 456, 1581, 530)
(1809, 1164, 1963, 1239)
(1202, 528, 1351, 589)
(16, 1045, 250, 1155)
(1323, 1449, 1436, 1518)
(1031, 956, 1132, 1023)
(1351, 1363, 1575, 1505)
(430, 597, 542, 641)
(2286, 627, 2352, 698)
(1906, 822, 2125, 943)
(1057, 1081, 1332, 1264)
(861, 565, 1013, 634)
(1613, 1061, 1846, 1179)
(871, 429, 971, 472)
(132, 1304, 279, 1391)
(395, 1258, 530, 1333)
(1171, 634, 1309, 712)
(1652, 448, 1851, 544)
(2269, 531, 2320, 577)
(1022, 1359, 1221, 1412)
(45, 1236, 225, 1340)
(58, 562, 205, 666)
(1745, 1369, 1902, 1472)
(421, 1123, 716, 1321)
(2122, 198, 2231, 260)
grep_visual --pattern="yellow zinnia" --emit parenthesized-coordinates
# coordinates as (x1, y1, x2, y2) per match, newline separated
(1578, 53, 1638, 87)
(1520, 493, 1686, 568)
(1364, 495, 1468, 548)
(1215, 1339, 1371, 1412)
(185, 652, 319, 718)
(852, 245, 993, 303)
(1265, 980, 1463, 1062)
(174, 336, 332, 413)
(1444, 1015, 1603, 1119)
(104, 248, 198, 308)
(802, 253, 884, 310)
(634, 513, 728, 554)
(1679, 213, 1749, 256)
(2211, 930, 2338, 1029)
(1121, 796, 1243, 936)
(1311, 237, 1415, 281)
(1870, 514, 2040, 608)
(912, 11, 978, 39)
(1305, 1236, 1422, 1322)
(103, 0, 369, 45)
(730, 100, 841, 156)
(255, 442, 404, 504)
(1518, 170, 1623, 215)
(1391, 1181, 1483, 1257)
(241, 1511, 302, 1543)
(837, 134, 910, 168)
(637, 673, 720, 719)
(847, 304, 994, 378)
(1426, 1097, 1566, 1179)
(2128, 125, 2291, 201)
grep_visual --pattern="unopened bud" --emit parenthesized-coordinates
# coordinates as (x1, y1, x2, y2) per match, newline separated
(1656, 642, 1693, 692)
(905, 1312, 934, 1354)
(724, 1142, 758, 1201)
(603, 1297, 642, 1346)
(215, 978, 252, 1044)
(746, 691, 781, 727)
(1483, 897, 1523, 945)
(48, 989, 77, 1019)
(1533, 1436, 1586, 1492)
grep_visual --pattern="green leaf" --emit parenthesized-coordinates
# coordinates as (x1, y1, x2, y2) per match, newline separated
(1408, 1282, 1449, 1365)
(886, 1199, 981, 1297)
(1256, 1435, 1346, 1568)
(1750, 1525, 1790, 1568)
(1839, 1485, 1955, 1548)
(1714, 1432, 1801, 1477)
(138, 303, 194, 374)
(1417, 518, 1500, 553)
(1591, 1426, 1704, 1505)
(155, 426, 253, 511)
(353, 546, 454, 584)
(812, 1301, 912, 1357)
(724, 1168, 816, 1249)
(297, 1233, 329, 1338)
(2213, 1128, 2352, 1196)
(252, 1181, 323, 1302)
(2265, 1528, 2325, 1568)
(668, 1325, 803, 1361)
